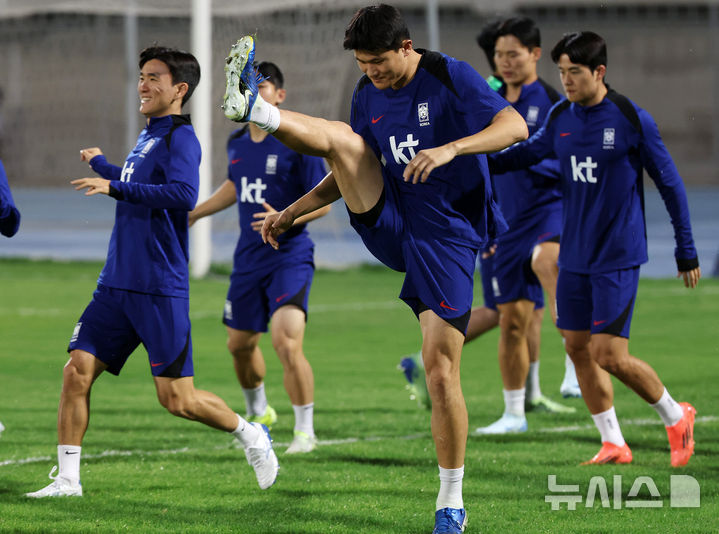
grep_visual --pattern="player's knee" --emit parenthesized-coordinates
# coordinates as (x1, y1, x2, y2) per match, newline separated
(500, 309, 530, 340)
(62, 358, 93, 395)
(272, 338, 301, 365)
(158, 393, 194, 419)
(227, 338, 254, 360)
(591, 345, 622, 374)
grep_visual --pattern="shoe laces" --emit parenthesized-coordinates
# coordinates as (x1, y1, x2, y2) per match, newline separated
(434, 508, 464, 532)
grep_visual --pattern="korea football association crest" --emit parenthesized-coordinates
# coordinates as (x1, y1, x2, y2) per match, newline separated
(265, 154, 278, 175)
(418, 102, 430, 126)
(139, 137, 158, 158)
(526, 106, 540, 127)
(603, 128, 615, 150)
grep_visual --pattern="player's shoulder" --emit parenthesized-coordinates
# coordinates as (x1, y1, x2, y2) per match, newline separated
(417, 49, 475, 97)
(604, 88, 646, 134)
(165, 115, 199, 150)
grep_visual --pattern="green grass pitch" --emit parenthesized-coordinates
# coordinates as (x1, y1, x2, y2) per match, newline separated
(0, 259, 717, 533)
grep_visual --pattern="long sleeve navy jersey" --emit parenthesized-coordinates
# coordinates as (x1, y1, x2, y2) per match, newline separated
(490, 89, 698, 274)
(89, 114, 200, 296)
(0, 159, 20, 237)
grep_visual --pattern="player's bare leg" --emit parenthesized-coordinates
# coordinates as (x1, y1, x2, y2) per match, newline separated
(58, 350, 107, 446)
(271, 305, 317, 453)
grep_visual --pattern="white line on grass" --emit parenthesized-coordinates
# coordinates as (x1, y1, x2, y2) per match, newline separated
(2, 417, 715, 468)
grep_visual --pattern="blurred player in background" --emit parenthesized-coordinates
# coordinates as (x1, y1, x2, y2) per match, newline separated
(223, 4, 528, 532)
(190, 61, 329, 454)
(474, 16, 576, 436)
(490, 31, 699, 467)
(26, 46, 278, 498)
(1, 156, 21, 439)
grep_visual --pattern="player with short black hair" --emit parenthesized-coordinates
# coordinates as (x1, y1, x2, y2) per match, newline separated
(491, 31, 699, 467)
(222, 3, 528, 532)
(190, 61, 329, 454)
(26, 46, 279, 499)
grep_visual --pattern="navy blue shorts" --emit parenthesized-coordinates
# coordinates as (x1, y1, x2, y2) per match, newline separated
(491, 211, 561, 308)
(478, 253, 497, 311)
(223, 261, 313, 332)
(347, 171, 475, 333)
(556, 267, 640, 338)
(68, 285, 194, 377)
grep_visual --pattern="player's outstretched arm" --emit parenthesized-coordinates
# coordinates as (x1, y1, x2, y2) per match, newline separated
(402, 106, 527, 184)
(252, 202, 330, 233)
(71, 177, 111, 196)
(678, 266, 701, 289)
(262, 171, 340, 249)
(189, 179, 237, 226)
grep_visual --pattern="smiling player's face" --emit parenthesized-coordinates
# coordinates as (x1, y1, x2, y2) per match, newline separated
(137, 59, 186, 118)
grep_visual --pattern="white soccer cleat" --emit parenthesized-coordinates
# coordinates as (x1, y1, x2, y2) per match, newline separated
(243, 423, 279, 489)
(285, 430, 317, 454)
(474, 413, 528, 435)
(25, 466, 82, 498)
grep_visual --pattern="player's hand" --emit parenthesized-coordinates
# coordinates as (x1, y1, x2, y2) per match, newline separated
(678, 266, 701, 288)
(261, 208, 294, 250)
(403, 144, 457, 184)
(251, 202, 277, 233)
(71, 177, 111, 196)
(80, 147, 103, 163)
(481, 243, 497, 259)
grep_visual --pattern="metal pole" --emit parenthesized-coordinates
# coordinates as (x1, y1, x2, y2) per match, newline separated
(124, 0, 139, 153)
(190, 0, 212, 278)
(427, 0, 440, 51)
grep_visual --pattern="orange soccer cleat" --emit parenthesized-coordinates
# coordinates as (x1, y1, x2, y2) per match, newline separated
(666, 402, 696, 467)
(581, 441, 633, 465)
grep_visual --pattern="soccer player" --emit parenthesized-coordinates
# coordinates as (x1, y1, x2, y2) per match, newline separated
(490, 31, 699, 466)
(223, 4, 528, 532)
(189, 61, 329, 454)
(0, 158, 21, 239)
(26, 46, 278, 498)
(474, 16, 576, 436)
(0, 156, 21, 439)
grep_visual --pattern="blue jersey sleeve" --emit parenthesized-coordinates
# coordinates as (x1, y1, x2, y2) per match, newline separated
(450, 60, 509, 130)
(112, 127, 200, 211)
(0, 160, 21, 237)
(637, 108, 698, 268)
(489, 122, 554, 175)
(89, 155, 122, 180)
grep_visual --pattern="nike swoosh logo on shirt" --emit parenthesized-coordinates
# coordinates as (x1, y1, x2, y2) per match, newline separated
(560, 132, 572, 137)
(371, 115, 384, 124)
(231, 158, 242, 164)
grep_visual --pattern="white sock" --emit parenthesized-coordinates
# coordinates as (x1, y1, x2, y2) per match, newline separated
(248, 93, 280, 133)
(436, 465, 464, 510)
(525, 361, 541, 402)
(57, 445, 81, 483)
(242, 384, 268, 418)
(591, 407, 625, 446)
(650, 387, 683, 427)
(503, 388, 525, 417)
(564, 354, 578, 382)
(231, 413, 261, 446)
(293, 403, 314, 436)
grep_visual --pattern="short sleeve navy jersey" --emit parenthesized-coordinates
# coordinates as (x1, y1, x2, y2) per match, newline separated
(493, 78, 562, 227)
(226, 127, 326, 274)
(490, 89, 697, 273)
(0, 159, 21, 237)
(350, 50, 509, 248)
(90, 114, 199, 296)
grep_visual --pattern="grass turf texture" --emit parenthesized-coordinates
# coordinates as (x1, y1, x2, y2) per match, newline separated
(0, 258, 717, 533)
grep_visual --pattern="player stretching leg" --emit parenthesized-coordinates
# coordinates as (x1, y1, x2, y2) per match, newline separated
(224, 4, 528, 531)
